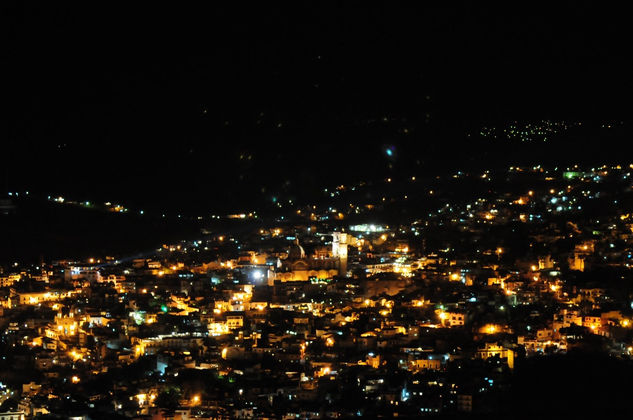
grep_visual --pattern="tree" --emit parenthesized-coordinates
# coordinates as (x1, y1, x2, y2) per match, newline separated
(156, 386, 182, 410)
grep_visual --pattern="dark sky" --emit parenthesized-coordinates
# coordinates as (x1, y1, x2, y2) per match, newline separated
(2, 2, 631, 212)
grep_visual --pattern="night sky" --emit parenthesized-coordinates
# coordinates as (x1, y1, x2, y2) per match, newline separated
(3, 2, 632, 213)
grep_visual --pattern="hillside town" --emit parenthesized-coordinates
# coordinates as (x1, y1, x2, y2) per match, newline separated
(3, 165, 633, 418)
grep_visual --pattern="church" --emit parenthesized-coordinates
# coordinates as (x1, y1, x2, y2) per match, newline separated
(273, 235, 351, 282)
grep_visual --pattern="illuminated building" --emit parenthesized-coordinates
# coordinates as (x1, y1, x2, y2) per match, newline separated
(226, 315, 244, 329)
(538, 256, 555, 270)
(349, 224, 386, 233)
(131, 335, 204, 355)
(11, 290, 71, 307)
(568, 253, 585, 271)
(332, 232, 350, 276)
(475, 342, 515, 369)
(0, 411, 25, 420)
(0, 273, 21, 287)
(409, 358, 442, 372)
(64, 267, 101, 282)
(438, 310, 466, 327)
(479, 324, 503, 335)
(274, 238, 339, 282)
(582, 316, 602, 332)
(208, 321, 231, 336)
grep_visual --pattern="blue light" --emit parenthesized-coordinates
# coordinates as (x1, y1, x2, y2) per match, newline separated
(401, 387, 410, 402)
(386, 148, 393, 157)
